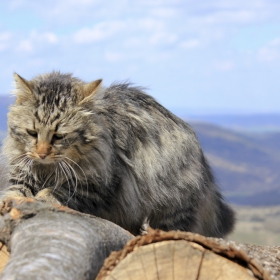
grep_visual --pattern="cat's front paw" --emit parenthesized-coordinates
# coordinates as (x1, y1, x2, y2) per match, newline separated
(140, 217, 149, 235)
(35, 188, 62, 205)
(0, 185, 34, 200)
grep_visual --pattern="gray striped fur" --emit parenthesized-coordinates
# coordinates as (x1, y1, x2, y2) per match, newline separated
(1, 71, 235, 237)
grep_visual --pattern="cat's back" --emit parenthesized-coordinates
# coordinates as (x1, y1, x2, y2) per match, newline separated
(93, 82, 203, 190)
(95, 82, 192, 134)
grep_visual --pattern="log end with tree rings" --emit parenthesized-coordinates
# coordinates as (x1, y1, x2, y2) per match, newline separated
(96, 229, 272, 280)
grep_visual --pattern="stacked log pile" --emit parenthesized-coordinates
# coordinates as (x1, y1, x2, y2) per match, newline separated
(0, 197, 279, 279)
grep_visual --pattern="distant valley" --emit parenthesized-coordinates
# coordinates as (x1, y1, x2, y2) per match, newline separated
(190, 122, 280, 206)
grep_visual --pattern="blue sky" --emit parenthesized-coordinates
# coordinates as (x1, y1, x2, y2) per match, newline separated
(0, 0, 280, 114)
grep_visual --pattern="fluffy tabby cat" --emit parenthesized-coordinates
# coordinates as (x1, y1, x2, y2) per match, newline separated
(1, 71, 235, 237)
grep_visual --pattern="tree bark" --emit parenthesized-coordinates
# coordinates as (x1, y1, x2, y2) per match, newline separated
(0, 242, 8, 274)
(0, 197, 133, 280)
(0, 198, 279, 280)
(96, 229, 274, 280)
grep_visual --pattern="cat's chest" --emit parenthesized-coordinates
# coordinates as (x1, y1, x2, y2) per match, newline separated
(30, 167, 57, 191)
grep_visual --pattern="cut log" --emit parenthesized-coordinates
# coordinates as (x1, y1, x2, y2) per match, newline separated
(96, 229, 273, 280)
(0, 198, 278, 279)
(0, 242, 8, 274)
(0, 197, 133, 279)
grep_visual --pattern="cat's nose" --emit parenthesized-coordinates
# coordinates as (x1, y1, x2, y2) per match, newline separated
(38, 154, 47, 159)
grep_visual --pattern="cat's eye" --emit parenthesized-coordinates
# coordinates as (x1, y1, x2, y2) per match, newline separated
(27, 129, 38, 138)
(52, 133, 66, 141)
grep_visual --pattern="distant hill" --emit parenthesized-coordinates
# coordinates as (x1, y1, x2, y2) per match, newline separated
(253, 132, 280, 156)
(190, 122, 280, 205)
(185, 114, 280, 132)
(230, 189, 280, 206)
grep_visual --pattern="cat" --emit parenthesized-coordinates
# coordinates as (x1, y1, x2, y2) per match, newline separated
(1, 71, 235, 237)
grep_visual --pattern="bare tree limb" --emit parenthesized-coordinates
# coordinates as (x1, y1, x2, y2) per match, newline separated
(0, 197, 133, 280)
(0, 198, 279, 280)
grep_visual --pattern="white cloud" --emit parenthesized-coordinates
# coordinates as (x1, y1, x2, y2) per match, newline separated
(197, 10, 257, 25)
(41, 32, 58, 44)
(16, 40, 33, 52)
(8, 0, 26, 9)
(1, 0, 280, 113)
(214, 60, 235, 71)
(12, 31, 57, 54)
(150, 32, 177, 46)
(149, 7, 179, 18)
(7, 0, 280, 27)
(104, 51, 124, 63)
(258, 38, 280, 62)
(0, 32, 12, 52)
(135, 18, 164, 31)
(72, 17, 174, 50)
(73, 21, 125, 44)
(8, 0, 127, 26)
(30, 31, 58, 44)
(179, 39, 200, 49)
(123, 37, 143, 48)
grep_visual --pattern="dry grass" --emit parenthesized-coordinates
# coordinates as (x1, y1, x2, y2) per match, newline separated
(229, 205, 280, 246)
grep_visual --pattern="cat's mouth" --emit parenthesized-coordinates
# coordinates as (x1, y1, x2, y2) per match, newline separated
(27, 152, 60, 164)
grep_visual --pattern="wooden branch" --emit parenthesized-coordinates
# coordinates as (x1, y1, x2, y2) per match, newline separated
(0, 242, 8, 274)
(0, 198, 279, 279)
(96, 229, 275, 280)
(0, 197, 133, 279)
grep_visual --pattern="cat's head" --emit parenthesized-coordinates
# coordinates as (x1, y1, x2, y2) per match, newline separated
(7, 71, 102, 165)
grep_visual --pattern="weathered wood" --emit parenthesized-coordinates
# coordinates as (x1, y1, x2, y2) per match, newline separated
(0, 242, 8, 274)
(0, 198, 278, 279)
(0, 197, 133, 279)
(209, 238, 280, 280)
(96, 229, 273, 280)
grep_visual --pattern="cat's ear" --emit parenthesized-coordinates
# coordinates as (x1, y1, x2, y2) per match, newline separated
(79, 79, 102, 104)
(13, 73, 33, 105)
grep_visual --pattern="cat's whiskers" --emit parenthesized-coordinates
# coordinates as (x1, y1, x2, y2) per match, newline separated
(54, 155, 88, 198)
(8, 153, 39, 189)
(27, 159, 34, 187)
(0, 153, 26, 180)
(62, 156, 89, 199)
(10, 156, 29, 174)
(61, 160, 78, 203)
(62, 160, 79, 188)
(52, 155, 86, 201)
(53, 163, 59, 191)
(14, 156, 31, 186)
(58, 162, 72, 204)
(61, 161, 76, 188)
(25, 152, 37, 160)
(11, 153, 28, 163)
(20, 158, 32, 185)
(60, 161, 75, 192)
(26, 158, 33, 171)
(13, 157, 27, 167)
(53, 163, 64, 193)
(24, 158, 34, 186)
(6, 154, 28, 175)
(40, 167, 55, 190)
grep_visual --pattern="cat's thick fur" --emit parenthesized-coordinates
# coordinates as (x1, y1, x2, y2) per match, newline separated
(1, 71, 235, 236)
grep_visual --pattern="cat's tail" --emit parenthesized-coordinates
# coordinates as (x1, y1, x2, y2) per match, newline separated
(195, 186, 236, 238)
(214, 197, 236, 237)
